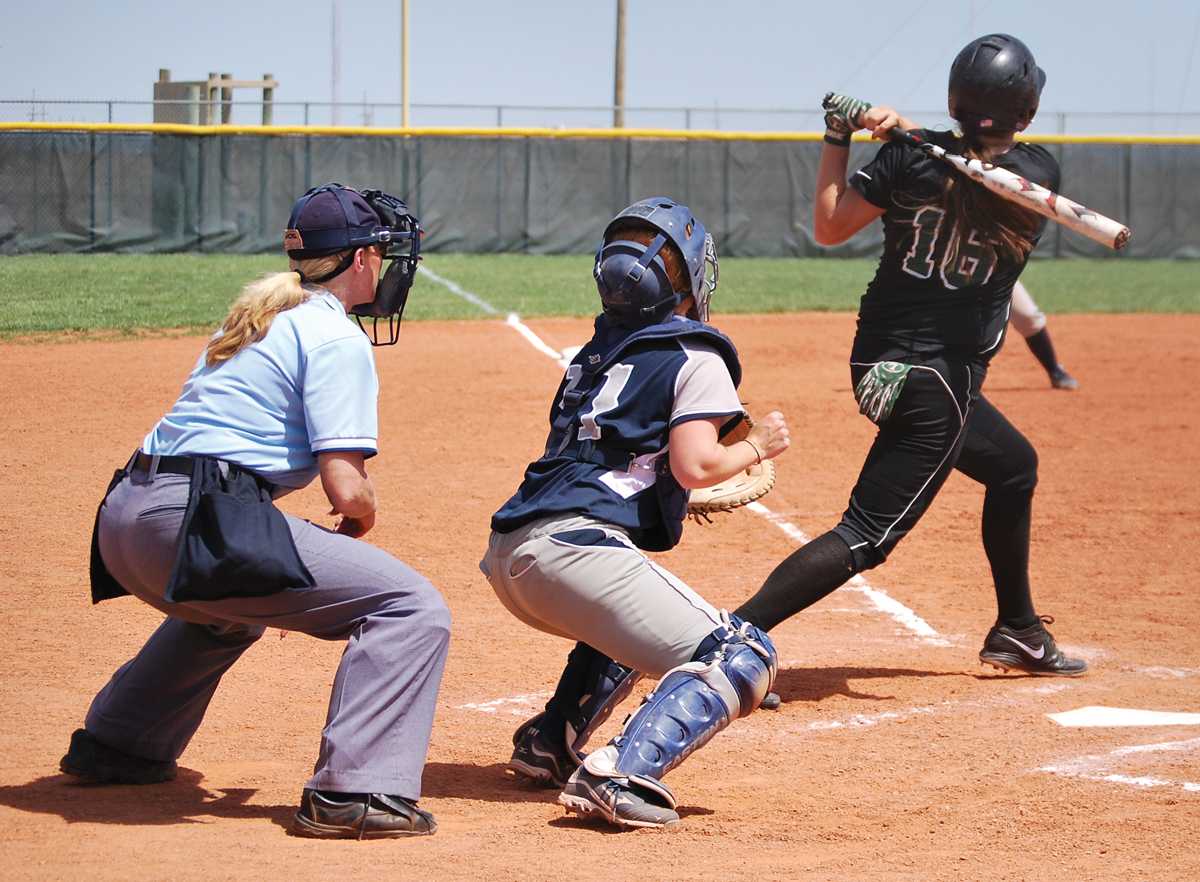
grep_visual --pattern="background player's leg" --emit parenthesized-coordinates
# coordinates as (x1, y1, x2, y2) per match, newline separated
(1010, 281, 1078, 389)
(1024, 328, 1079, 389)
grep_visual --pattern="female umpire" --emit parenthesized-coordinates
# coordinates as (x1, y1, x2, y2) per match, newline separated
(735, 34, 1086, 676)
(61, 184, 452, 840)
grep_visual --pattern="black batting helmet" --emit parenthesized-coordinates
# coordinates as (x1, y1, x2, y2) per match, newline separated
(948, 33, 1046, 135)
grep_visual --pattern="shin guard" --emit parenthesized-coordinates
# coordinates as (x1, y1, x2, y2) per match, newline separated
(610, 614, 777, 783)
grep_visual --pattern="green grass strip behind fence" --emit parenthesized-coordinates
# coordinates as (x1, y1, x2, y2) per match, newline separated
(0, 254, 1196, 337)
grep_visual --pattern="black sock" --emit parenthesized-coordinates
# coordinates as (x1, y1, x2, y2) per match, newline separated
(734, 532, 856, 632)
(1023, 328, 1060, 378)
(982, 489, 1038, 628)
(542, 642, 604, 746)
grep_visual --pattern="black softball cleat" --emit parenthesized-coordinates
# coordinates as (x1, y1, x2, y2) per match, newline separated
(290, 789, 437, 839)
(979, 615, 1088, 677)
(59, 728, 177, 785)
(507, 712, 580, 788)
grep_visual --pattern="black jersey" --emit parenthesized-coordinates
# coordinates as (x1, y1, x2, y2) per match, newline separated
(848, 129, 1061, 364)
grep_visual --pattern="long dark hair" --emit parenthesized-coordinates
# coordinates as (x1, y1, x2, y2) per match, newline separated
(941, 134, 1040, 265)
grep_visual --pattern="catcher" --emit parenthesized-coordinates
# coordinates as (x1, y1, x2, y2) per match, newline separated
(480, 196, 789, 830)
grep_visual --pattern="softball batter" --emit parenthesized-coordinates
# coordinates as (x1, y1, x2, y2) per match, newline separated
(481, 197, 790, 828)
(735, 35, 1087, 676)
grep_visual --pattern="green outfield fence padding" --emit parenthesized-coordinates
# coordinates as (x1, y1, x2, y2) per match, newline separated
(0, 127, 1197, 258)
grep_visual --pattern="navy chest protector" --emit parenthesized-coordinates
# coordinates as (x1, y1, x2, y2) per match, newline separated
(551, 318, 742, 551)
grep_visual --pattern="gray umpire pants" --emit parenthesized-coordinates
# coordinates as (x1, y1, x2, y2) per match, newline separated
(85, 468, 450, 799)
(480, 514, 723, 678)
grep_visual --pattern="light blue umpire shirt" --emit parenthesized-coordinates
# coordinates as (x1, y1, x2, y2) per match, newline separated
(143, 288, 378, 490)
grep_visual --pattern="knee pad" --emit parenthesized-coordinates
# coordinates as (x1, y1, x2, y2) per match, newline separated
(609, 614, 777, 782)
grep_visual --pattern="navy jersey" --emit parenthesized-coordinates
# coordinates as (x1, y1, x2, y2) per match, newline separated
(491, 315, 743, 552)
(849, 129, 1061, 364)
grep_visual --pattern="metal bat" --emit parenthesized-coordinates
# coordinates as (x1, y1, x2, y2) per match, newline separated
(885, 127, 1131, 251)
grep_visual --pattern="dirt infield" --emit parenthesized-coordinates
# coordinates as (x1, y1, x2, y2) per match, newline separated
(1, 312, 1197, 881)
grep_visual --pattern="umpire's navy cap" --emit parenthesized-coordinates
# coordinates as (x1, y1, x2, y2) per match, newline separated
(284, 183, 382, 258)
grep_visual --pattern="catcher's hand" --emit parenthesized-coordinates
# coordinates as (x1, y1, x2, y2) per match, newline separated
(687, 410, 785, 522)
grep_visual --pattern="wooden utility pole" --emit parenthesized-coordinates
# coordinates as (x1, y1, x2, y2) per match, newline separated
(613, 0, 626, 128)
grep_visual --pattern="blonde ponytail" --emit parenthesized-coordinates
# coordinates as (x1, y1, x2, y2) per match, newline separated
(204, 251, 350, 367)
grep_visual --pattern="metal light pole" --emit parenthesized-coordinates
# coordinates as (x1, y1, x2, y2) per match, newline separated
(331, 0, 341, 125)
(401, 0, 410, 127)
(613, 0, 626, 128)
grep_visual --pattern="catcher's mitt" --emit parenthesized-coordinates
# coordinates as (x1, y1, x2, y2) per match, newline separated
(686, 411, 777, 522)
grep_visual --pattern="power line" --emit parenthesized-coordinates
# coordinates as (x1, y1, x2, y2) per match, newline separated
(833, 0, 938, 96)
(899, 0, 995, 112)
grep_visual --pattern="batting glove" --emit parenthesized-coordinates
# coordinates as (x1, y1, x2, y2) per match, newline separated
(822, 92, 872, 147)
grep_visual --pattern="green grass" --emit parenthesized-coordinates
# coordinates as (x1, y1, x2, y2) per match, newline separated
(0, 253, 1196, 336)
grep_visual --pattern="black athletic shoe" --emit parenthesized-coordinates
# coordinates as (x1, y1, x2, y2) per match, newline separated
(558, 748, 679, 829)
(59, 728, 177, 785)
(980, 616, 1088, 677)
(759, 691, 782, 711)
(507, 712, 579, 788)
(1050, 366, 1079, 390)
(290, 789, 437, 839)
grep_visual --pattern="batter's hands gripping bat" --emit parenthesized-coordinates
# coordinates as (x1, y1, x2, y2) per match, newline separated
(885, 127, 1131, 251)
(820, 93, 1131, 250)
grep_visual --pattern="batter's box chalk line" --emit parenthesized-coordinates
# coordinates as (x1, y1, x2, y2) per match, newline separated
(1037, 736, 1200, 794)
(760, 686, 1077, 740)
(457, 692, 551, 715)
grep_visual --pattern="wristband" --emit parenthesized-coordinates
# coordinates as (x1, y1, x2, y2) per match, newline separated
(742, 438, 763, 465)
(824, 130, 851, 147)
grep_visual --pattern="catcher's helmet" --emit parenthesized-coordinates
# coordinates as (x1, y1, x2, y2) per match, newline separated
(948, 33, 1045, 134)
(284, 183, 421, 346)
(594, 197, 718, 328)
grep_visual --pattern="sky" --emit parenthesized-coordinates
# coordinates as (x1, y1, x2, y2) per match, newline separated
(2, 0, 1199, 132)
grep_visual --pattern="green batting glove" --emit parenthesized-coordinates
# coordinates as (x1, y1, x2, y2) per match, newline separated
(854, 361, 911, 424)
(822, 92, 872, 146)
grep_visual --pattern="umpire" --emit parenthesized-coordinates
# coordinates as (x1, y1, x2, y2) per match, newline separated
(61, 184, 451, 840)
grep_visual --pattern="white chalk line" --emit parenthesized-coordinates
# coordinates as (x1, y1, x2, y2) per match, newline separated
(457, 692, 551, 715)
(760, 681, 1075, 739)
(418, 264, 499, 315)
(1038, 736, 1200, 794)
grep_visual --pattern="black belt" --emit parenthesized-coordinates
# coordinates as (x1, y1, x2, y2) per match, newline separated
(131, 451, 195, 477)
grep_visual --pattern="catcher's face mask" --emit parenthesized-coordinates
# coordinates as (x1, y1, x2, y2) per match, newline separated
(594, 197, 718, 328)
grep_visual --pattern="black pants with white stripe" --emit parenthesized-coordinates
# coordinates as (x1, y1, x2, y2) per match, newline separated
(735, 356, 1041, 633)
(833, 358, 1038, 573)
